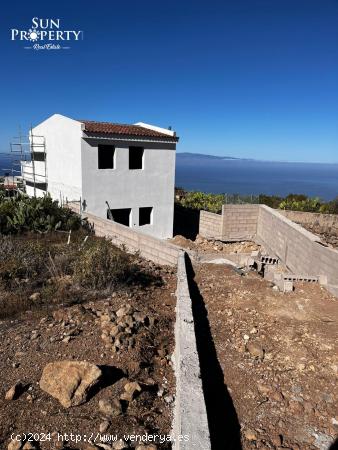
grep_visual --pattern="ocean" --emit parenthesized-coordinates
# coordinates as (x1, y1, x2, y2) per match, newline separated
(175, 155, 338, 201)
(1, 152, 337, 201)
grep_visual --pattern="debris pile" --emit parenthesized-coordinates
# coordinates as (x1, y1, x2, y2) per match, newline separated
(99, 304, 150, 354)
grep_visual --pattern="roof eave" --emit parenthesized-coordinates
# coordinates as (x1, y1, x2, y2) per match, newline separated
(82, 131, 178, 144)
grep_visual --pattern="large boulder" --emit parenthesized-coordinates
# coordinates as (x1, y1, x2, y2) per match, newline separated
(40, 361, 102, 408)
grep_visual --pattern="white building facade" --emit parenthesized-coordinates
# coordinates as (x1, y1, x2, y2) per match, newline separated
(21, 114, 178, 239)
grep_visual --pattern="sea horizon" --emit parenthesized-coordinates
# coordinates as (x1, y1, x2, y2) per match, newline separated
(176, 153, 338, 201)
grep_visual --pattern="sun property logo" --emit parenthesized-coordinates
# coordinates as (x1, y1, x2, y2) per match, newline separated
(11, 18, 83, 50)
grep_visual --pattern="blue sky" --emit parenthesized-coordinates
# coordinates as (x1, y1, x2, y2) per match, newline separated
(0, 0, 337, 163)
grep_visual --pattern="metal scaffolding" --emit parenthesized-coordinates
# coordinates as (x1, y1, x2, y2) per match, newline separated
(2, 126, 47, 197)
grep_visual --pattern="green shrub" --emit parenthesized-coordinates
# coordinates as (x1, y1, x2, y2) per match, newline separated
(175, 188, 338, 215)
(0, 193, 82, 234)
(278, 196, 321, 212)
(178, 191, 224, 213)
(319, 197, 338, 214)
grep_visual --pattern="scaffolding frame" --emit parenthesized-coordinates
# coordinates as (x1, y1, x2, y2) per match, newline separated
(2, 126, 47, 197)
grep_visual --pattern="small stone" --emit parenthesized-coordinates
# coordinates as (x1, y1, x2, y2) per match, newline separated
(257, 383, 271, 395)
(8, 439, 22, 450)
(243, 334, 250, 341)
(164, 394, 174, 404)
(22, 442, 37, 449)
(99, 420, 110, 433)
(269, 391, 284, 402)
(98, 398, 122, 417)
(110, 326, 120, 337)
(30, 331, 40, 341)
(244, 429, 257, 441)
(113, 439, 128, 449)
(246, 342, 264, 359)
(121, 381, 142, 401)
(5, 382, 22, 401)
(116, 306, 127, 318)
(29, 292, 41, 301)
(62, 336, 71, 344)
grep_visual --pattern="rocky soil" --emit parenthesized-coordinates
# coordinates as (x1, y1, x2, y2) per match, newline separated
(170, 234, 260, 254)
(0, 264, 176, 450)
(193, 263, 338, 450)
(296, 224, 338, 249)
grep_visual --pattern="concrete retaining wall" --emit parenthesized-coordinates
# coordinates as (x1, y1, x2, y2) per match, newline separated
(221, 204, 259, 240)
(199, 210, 222, 238)
(173, 252, 211, 449)
(257, 205, 320, 274)
(198, 204, 338, 296)
(257, 206, 338, 296)
(68, 203, 180, 266)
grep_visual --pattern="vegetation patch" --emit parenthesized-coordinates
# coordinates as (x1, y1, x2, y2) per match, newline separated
(0, 192, 82, 234)
(176, 189, 338, 214)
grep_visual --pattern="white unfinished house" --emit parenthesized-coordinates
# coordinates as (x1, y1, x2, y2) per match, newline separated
(21, 114, 178, 239)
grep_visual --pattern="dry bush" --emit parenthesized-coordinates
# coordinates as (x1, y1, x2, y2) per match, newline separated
(0, 233, 161, 318)
(72, 238, 133, 289)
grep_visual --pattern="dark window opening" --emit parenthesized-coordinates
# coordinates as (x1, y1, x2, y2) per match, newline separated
(107, 208, 131, 227)
(25, 180, 47, 191)
(129, 147, 144, 170)
(139, 207, 152, 226)
(98, 145, 115, 169)
(32, 152, 46, 162)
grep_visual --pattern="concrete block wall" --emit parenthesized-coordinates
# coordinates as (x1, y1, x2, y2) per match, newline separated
(67, 203, 180, 266)
(256, 206, 320, 274)
(257, 205, 338, 295)
(199, 211, 222, 238)
(311, 244, 338, 296)
(86, 212, 180, 266)
(221, 204, 259, 240)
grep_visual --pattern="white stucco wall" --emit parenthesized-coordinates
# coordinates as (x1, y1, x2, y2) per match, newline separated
(25, 184, 45, 198)
(81, 138, 176, 239)
(25, 114, 177, 239)
(31, 114, 83, 203)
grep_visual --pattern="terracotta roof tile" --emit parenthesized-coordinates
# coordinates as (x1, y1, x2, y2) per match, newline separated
(79, 120, 178, 141)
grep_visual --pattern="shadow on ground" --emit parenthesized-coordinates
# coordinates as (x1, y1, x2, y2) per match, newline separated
(185, 255, 242, 450)
(88, 365, 125, 400)
(329, 439, 338, 450)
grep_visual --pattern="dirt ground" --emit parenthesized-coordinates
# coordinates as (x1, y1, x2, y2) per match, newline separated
(192, 262, 338, 450)
(0, 264, 176, 450)
(170, 234, 260, 254)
